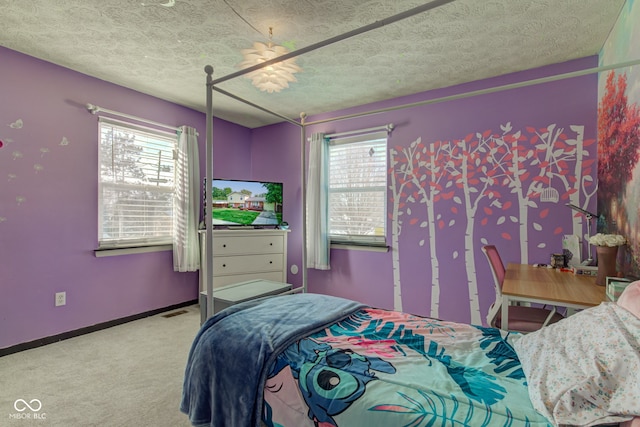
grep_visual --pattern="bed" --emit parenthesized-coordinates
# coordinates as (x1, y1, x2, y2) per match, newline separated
(190, 7, 640, 424)
(180, 283, 640, 427)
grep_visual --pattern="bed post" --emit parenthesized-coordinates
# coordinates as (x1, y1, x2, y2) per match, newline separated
(300, 113, 308, 293)
(204, 65, 215, 319)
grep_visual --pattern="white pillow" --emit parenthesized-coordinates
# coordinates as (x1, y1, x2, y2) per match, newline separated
(513, 303, 640, 426)
(618, 281, 640, 319)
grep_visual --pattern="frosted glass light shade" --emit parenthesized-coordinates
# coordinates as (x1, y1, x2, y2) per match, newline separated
(239, 42, 302, 93)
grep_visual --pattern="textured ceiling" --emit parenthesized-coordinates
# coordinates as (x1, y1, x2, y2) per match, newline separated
(0, 0, 626, 128)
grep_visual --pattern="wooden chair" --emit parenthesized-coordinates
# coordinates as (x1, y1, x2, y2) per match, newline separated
(481, 245, 564, 333)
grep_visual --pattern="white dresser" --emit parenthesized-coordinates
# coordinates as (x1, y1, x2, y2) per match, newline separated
(198, 229, 289, 292)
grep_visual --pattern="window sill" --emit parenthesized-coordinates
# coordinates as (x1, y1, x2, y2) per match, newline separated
(330, 243, 389, 252)
(94, 244, 172, 257)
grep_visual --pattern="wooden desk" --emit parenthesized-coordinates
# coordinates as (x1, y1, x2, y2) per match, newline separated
(501, 263, 606, 331)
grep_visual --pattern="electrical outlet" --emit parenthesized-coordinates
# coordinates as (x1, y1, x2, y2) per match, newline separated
(55, 292, 66, 307)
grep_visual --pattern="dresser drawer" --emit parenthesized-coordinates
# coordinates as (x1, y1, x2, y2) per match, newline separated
(213, 254, 284, 276)
(199, 229, 290, 294)
(213, 235, 284, 255)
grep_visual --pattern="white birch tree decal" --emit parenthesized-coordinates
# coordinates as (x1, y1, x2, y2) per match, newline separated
(564, 126, 597, 246)
(495, 124, 595, 261)
(441, 130, 511, 324)
(389, 137, 453, 316)
(389, 143, 414, 311)
(388, 122, 595, 323)
(419, 141, 451, 319)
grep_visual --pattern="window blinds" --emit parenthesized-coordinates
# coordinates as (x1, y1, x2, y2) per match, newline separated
(328, 131, 387, 245)
(98, 117, 177, 248)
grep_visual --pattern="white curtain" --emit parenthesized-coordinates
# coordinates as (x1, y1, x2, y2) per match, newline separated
(173, 126, 201, 272)
(306, 133, 331, 270)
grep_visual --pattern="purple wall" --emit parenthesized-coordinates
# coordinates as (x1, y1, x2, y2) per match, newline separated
(249, 122, 303, 283)
(0, 47, 251, 349)
(255, 57, 599, 325)
(0, 44, 600, 348)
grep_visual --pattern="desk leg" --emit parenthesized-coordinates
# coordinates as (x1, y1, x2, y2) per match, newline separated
(501, 295, 510, 331)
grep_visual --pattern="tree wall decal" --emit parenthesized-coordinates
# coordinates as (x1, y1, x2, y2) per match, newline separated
(389, 142, 414, 312)
(442, 130, 511, 324)
(389, 122, 595, 323)
(494, 124, 592, 262)
(389, 137, 453, 316)
(564, 126, 597, 247)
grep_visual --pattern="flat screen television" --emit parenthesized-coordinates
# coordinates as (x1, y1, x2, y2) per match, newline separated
(203, 179, 283, 228)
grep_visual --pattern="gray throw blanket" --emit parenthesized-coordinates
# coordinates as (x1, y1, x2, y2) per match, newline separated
(180, 292, 366, 427)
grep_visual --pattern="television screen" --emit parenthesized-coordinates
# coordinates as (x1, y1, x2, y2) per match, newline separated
(203, 179, 283, 227)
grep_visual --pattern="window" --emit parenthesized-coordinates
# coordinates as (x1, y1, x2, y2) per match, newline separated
(328, 132, 388, 246)
(98, 118, 176, 249)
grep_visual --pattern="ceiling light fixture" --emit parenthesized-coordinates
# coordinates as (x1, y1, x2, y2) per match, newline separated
(238, 27, 302, 93)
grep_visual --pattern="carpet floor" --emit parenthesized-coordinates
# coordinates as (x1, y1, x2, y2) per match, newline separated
(1, 304, 201, 427)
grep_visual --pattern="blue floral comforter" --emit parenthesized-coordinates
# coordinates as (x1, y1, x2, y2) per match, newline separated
(263, 307, 552, 427)
(181, 293, 365, 427)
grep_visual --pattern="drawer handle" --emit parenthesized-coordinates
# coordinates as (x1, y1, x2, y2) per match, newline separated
(223, 244, 226, 248)
(222, 264, 226, 267)
(270, 243, 273, 246)
(269, 261, 273, 264)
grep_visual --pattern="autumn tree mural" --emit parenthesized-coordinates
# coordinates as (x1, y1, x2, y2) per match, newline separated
(597, 70, 640, 275)
(597, 71, 640, 219)
(390, 122, 595, 323)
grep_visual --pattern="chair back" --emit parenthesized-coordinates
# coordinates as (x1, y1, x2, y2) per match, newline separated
(482, 245, 505, 327)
